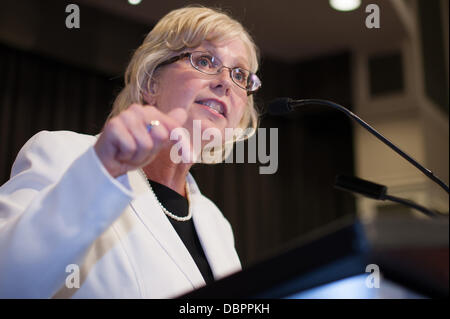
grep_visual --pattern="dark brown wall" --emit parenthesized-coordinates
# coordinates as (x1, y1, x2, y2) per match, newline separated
(0, 1, 355, 267)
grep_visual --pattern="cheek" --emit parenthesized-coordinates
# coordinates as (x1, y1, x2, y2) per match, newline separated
(230, 96, 248, 127)
(157, 76, 201, 111)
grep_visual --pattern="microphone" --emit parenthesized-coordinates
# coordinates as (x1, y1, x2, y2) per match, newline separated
(335, 175, 387, 200)
(268, 97, 450, 195)
(335, 175, 443, 218)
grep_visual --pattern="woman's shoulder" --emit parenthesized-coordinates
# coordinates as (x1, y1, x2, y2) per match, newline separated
(20, 130, 97, 155)
(26, 130, 97, 146)
(11, 130, 98, 178)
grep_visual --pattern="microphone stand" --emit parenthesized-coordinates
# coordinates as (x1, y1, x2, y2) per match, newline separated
(334, 175, 445, 218)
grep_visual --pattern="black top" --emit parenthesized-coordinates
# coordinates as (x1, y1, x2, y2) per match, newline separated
(148, 179, 215, 285)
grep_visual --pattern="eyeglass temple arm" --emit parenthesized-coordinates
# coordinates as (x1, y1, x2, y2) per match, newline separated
(157, 53, 191, 68)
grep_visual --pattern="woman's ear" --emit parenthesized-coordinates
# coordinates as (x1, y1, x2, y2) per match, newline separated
(142, 90, 155, 106)
(142, 79, 158, 106)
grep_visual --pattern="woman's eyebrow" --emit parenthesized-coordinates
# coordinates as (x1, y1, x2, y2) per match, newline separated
(233, 57, 250, 70)
(204, 47, 250, 70)
(221, 53, 250, 70)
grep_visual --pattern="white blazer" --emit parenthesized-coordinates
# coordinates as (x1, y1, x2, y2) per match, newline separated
(0, 131, 241, 298)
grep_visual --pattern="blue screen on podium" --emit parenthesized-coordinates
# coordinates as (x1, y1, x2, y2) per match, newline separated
(286, 274, 426, 299)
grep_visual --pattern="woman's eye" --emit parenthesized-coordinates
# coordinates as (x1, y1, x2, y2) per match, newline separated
(234, 70, 247, 83)
(198, 56, 213, 68)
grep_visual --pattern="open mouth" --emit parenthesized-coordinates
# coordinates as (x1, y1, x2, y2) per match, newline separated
(195, 99, 225, 117)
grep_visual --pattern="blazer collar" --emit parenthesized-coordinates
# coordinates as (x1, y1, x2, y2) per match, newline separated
(128, 170, 205, 290)
(127, 170, 240, 289)
(186, 174, 242, 280)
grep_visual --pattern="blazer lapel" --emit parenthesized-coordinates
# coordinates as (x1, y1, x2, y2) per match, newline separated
(187, 174, 242, 280)
(127, 170, 206, 290)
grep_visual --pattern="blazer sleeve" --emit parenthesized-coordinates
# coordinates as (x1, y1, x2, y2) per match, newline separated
(0, 131, 135, 298)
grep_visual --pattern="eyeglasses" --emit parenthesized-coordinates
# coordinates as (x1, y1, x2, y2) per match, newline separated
(157, 51, 262, 95)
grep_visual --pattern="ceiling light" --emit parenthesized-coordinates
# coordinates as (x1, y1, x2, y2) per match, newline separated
(329, 0, 361, 12)
(128, 0, 142, 5)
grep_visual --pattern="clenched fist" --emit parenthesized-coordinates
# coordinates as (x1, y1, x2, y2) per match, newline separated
(94, 104, 188, 178)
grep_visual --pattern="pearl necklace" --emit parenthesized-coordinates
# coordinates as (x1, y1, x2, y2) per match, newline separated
(139, 169, 192, 222)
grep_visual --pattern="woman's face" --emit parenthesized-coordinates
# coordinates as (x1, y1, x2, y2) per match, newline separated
(145, 38, 250, 145)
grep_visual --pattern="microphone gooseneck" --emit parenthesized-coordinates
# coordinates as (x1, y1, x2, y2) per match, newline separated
(268, 97, 449, 195)
(267, 97, 294, 115)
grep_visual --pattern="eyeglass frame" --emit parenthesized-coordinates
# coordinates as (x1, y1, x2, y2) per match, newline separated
(155, 51, 261, 95)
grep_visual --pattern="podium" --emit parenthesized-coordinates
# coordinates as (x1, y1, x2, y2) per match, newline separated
(181, 216, 449, 298)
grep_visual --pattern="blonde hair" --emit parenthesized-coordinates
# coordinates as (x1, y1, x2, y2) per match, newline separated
(108, 6, 260, 162)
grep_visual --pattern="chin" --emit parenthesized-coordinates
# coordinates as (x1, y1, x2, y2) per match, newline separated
(181, 117, 225, 147)
(202, 118, 226, 130)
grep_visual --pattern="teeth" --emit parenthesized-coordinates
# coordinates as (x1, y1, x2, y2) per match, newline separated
(197, 100, 224, 115)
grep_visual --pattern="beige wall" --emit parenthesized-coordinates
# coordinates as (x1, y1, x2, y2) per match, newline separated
(352, 0, 449, 219)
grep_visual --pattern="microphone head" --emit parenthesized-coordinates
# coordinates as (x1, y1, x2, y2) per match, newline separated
(268, 97, 294, 115)
(335, 175, 387, 200)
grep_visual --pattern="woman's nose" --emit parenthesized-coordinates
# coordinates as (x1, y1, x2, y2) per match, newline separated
(210, 68, 233, 94)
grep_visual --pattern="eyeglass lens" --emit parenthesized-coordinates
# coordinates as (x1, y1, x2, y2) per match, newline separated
(190, 52, 260, 92)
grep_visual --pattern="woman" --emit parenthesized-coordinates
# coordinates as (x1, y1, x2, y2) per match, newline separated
(0, 6, 261, 298)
